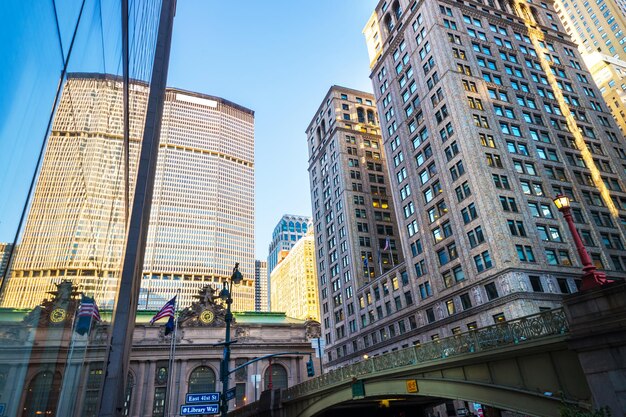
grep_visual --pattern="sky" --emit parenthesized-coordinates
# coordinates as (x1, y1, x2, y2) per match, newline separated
(0, 0, 378, 260)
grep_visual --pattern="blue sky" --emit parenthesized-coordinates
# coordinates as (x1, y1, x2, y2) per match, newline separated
(0, 0, 377, 259)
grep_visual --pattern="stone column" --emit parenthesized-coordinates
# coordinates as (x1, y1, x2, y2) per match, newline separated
(563, 282, 626, 415)
(131, 361, 146, 417)
(142, 361, 157, 415)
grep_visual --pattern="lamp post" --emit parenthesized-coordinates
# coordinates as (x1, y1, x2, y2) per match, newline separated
(553, 195, 609, 290)
(219, 263, 243, 416)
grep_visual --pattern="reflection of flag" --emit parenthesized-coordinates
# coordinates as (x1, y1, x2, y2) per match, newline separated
(363, 258, 368, 268)
(151, 296, 177, 335)
(75, 295, 101, 335)
(151, 297, 176, 324)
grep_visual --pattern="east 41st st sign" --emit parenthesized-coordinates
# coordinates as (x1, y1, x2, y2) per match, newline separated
(185, 392, 220, 404)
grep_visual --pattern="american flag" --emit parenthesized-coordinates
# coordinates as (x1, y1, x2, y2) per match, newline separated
(78, 296, 101, 322)
(383, 237, 390, 251)
(150, 296, 176, 324)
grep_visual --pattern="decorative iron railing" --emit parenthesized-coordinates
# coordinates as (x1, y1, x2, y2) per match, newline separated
(284, 308, 568, 399)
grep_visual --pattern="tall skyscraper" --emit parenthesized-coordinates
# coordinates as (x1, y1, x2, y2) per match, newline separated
(307, 86, 404, 363)
(552, 0, 626, 132)
(1, 73, 256, 311)
(270, 230, 320, 321)
(254, 260, 268, 311)
(334, 0, 626, 367)
(266, 214, 311, 309)
(0, 243, 12, 280)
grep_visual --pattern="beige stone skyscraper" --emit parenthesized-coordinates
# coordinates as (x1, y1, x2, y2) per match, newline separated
(301, 0, 626, 368)
(552, 0, 626, 132)
(270, 230, 319, 321)
(0, 243, 12, 280)
(307, 86, 404, 364)
(1, 73, 256, 311)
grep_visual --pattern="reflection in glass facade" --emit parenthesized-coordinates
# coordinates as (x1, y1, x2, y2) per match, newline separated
(1, 74, 256, 312)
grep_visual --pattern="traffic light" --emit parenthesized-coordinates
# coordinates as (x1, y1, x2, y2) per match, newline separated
(306, 358, 315, 377)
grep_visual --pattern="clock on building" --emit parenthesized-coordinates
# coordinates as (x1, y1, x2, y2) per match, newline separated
(199, 309, 215, 324)
(50, 308, 67, 323)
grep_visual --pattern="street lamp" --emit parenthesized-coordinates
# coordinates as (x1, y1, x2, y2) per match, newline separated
(553, 195, 609, 290)
(220, 263, 243, 416)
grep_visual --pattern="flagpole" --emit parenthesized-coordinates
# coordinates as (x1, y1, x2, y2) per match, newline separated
(165, 289, 180, 417)
(387, 236, 395, 267)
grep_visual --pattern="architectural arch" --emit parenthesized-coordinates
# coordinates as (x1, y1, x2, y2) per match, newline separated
(188, 366, 217, 393)
(294, 378, 571, 417)
(20, 370, 62, 417)
(383, 13, 394, 34)
(392, 1, 402, 20)
(264, 363, 288, 390)
(357, 107, 366, 123)
(367, 109, 376, 125)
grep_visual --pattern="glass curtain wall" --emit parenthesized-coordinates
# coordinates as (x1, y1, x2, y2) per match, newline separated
(0, 1, 163, 416)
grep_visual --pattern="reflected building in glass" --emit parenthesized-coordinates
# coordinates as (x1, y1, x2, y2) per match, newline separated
(0, 73, 256, 311)
(266, 214, 311, 309)
(0, 243, 12, 280)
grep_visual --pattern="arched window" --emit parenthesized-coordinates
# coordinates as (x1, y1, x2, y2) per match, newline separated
(21, 371, 61, 417)
(316, 126, 321, 143)
(321, 119, 327, 135)
(384, 14, 394, 33)
(264, 364, 288, 390)
(295, 222, 301, 233)
(529, 6, 541, 24)
(188, 366, 216, 393)
(367, 110, 376, 125)
(357, 107, 366, 123)
(392, 1, 402, 19)
(288, 221, 295, 232)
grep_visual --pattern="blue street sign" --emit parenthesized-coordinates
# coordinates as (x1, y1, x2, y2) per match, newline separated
(185, 392, 220, 404)
(180, 404, 219, 416)
(0, 403, 5, 416)
(225, 387, 236, 401)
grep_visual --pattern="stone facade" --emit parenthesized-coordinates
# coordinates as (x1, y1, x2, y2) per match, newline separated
(0, 283, 318, 417)
(306, 86, 404, 366)
(553, 0, 626, 134)
(311, 0, 626, 368)
(563, 282, 626, 415)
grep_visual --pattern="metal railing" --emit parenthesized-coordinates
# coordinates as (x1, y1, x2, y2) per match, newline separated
(284, 308, 568, 399)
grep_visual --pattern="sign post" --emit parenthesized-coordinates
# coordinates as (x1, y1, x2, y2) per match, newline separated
(310, 337, 325, 374)
(225, 387, 236, 401)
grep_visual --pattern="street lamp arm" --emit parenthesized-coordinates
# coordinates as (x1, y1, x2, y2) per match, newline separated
(211, 339, 238, 347)
(228, 352, 313, 376)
